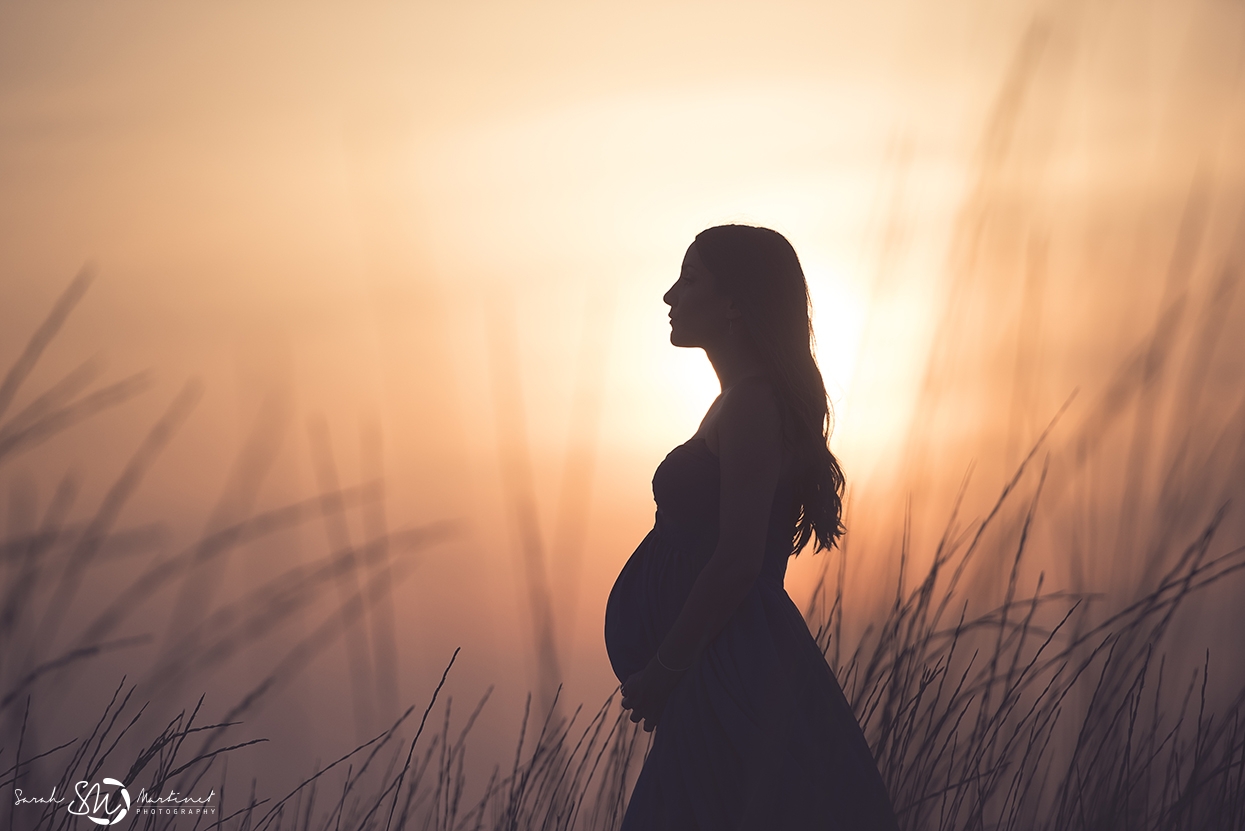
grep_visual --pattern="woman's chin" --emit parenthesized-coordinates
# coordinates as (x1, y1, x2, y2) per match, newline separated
(668, 329, 695, 348)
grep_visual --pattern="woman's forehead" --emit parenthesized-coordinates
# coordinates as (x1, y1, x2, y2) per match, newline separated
(682, 241, 709, 272)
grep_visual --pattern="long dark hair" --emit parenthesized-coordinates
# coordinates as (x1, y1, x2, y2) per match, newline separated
(694, 224, 846, 555)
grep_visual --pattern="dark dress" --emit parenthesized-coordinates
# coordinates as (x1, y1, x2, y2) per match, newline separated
(604, 433, 900, 831)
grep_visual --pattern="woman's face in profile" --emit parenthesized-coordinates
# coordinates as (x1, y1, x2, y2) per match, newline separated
(664, 242, 734, 348)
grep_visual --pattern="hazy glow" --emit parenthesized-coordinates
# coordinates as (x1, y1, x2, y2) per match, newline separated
(3, 0, 1243, 812)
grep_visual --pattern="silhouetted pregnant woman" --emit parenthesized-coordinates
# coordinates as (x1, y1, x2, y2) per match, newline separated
(604, 225, 899, 830)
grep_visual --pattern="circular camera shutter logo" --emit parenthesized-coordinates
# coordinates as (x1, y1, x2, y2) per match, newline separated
(86, 778, 130, 826)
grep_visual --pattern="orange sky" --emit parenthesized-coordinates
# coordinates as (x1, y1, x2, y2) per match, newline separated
(3, 0, 1243, 807)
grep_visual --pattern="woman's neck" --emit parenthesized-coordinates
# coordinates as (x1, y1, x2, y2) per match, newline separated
(705, 345, 766, 392)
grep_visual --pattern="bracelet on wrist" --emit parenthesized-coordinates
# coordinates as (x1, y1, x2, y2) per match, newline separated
(655, 647, 690, 672)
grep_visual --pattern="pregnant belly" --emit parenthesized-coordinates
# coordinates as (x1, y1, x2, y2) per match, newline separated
(604, 529, 656, 684)
(604, 523, 716, 684)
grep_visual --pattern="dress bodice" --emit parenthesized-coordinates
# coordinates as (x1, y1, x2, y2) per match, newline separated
(604, 435, 800, 685)
(651, 436, 800, 590)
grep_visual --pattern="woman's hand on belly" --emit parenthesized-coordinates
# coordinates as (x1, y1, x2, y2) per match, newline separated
(620, 654, 687, 732)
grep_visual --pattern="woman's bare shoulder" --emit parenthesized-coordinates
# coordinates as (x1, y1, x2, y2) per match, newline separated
(703, 375, 781, 456)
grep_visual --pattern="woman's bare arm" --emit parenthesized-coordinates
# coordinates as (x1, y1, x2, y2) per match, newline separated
(654, 377, 783, 669)
(621, 378, 784, 729)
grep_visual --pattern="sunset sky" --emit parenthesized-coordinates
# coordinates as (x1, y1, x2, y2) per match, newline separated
(3, 0, 1243, 806)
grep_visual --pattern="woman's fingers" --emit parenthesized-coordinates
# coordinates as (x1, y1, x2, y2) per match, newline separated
(622, 694, 648, 723)
(622, 672, 664, 729)
(621, 673, 671, 732)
